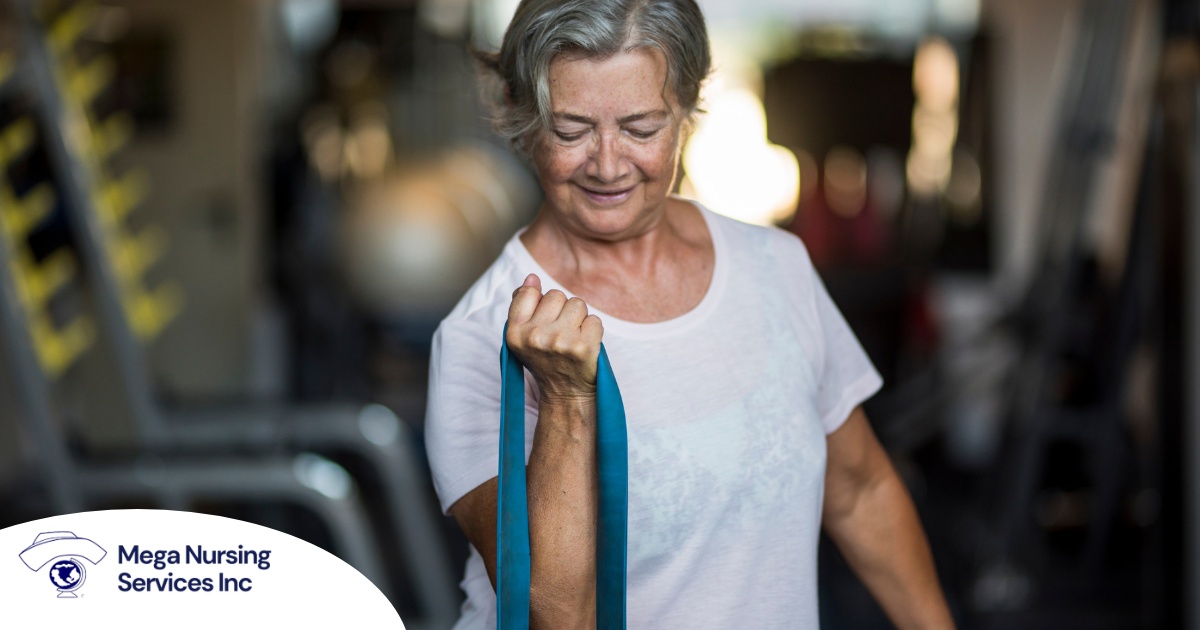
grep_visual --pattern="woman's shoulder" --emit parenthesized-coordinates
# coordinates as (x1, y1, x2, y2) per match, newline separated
(685, 199, 815, 270)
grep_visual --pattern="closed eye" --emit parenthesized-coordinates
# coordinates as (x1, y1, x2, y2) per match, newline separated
(627, 127, 662, 140)
(554, 130, 587, 142)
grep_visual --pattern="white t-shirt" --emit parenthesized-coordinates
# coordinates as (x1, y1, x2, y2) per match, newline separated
(425, 201, 882, 629)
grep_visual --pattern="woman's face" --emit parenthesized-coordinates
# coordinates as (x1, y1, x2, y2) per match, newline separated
(531, 48, 684, 240)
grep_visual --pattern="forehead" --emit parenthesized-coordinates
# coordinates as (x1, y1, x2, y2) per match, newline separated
(547, 48, 676, 118)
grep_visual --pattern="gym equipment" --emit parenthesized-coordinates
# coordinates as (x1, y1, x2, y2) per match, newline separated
(0, 0, 389, 588)
(339, 144, 539, 319)
(0, 1, 461, 624)
(992, 0, 1140, 574)
(952, 0, 1164, 612)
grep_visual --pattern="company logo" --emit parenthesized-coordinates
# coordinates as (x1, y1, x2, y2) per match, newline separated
(18, 531, 108, 598)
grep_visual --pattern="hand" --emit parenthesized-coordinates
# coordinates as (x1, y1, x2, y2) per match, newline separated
(506, 273, 603, 404)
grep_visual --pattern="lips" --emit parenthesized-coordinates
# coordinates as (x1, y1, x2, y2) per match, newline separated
(578, 184, 635, 205)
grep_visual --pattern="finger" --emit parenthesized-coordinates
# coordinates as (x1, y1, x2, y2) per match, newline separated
(508, 278, 543, 326)
(581, 313, 603, 347)
(522, 273, 541, 291)
(559, 296, 589, 328)
(580, 314, 603, 376)
(531, 289, 568, 324)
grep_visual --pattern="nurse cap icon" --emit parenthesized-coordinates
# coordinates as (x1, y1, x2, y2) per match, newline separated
(18, 531, 107, 598)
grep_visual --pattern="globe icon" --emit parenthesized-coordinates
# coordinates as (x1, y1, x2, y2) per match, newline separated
(48, 558, 86, 597)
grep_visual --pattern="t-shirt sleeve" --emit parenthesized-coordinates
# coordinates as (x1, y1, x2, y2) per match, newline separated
(424, 315, 508, 514)
(778, 231, 883, 434)
(812, 270, 884, 434)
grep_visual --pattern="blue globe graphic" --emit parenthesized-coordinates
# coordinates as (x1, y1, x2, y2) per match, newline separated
(49, 558, 85, 592)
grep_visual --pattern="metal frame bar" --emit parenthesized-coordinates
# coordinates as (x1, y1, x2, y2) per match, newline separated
(77, 454, 389, 588)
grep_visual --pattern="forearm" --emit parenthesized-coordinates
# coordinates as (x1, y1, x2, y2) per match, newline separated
(824, 468, 953, 630)
(526, 395, 599, 629)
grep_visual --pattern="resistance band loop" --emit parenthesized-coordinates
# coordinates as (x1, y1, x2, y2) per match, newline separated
(497, 322, 628, 630)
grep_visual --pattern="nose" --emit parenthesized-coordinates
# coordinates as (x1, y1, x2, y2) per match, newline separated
(587, 132, 628, 184)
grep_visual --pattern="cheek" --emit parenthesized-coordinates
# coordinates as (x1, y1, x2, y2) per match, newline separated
(631, 139, 680, 179)
(536, 145, 587, 183)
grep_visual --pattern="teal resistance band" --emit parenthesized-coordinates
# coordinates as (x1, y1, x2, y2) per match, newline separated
(497, 322, 628, 630)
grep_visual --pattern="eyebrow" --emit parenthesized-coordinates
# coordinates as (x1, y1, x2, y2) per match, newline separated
(553, 109, 671, 125)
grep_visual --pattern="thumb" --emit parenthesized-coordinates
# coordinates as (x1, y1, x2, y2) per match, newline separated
(508, 273, 543, 326)
(522, 273, 542, 292)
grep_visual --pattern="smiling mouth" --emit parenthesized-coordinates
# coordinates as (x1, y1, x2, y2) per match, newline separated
(578, 184, 635, 205)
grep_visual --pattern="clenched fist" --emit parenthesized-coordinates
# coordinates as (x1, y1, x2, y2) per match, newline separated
(506, 273, 603, 404)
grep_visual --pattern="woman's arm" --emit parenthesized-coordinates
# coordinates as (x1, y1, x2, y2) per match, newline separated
(823, 406, 955, 630)
(449, 274, 602, 630)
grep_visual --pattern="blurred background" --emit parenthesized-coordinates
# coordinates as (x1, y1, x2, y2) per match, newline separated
(0, 0, 1195, 627)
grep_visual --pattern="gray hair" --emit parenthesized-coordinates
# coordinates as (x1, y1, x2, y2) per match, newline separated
(476, 0, 711, 157)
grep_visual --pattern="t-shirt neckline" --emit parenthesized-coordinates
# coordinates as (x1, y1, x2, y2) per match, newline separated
(506, 197, 729, 339)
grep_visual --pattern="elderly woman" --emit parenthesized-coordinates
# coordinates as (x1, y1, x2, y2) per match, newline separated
(425, 0, 954, 628)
